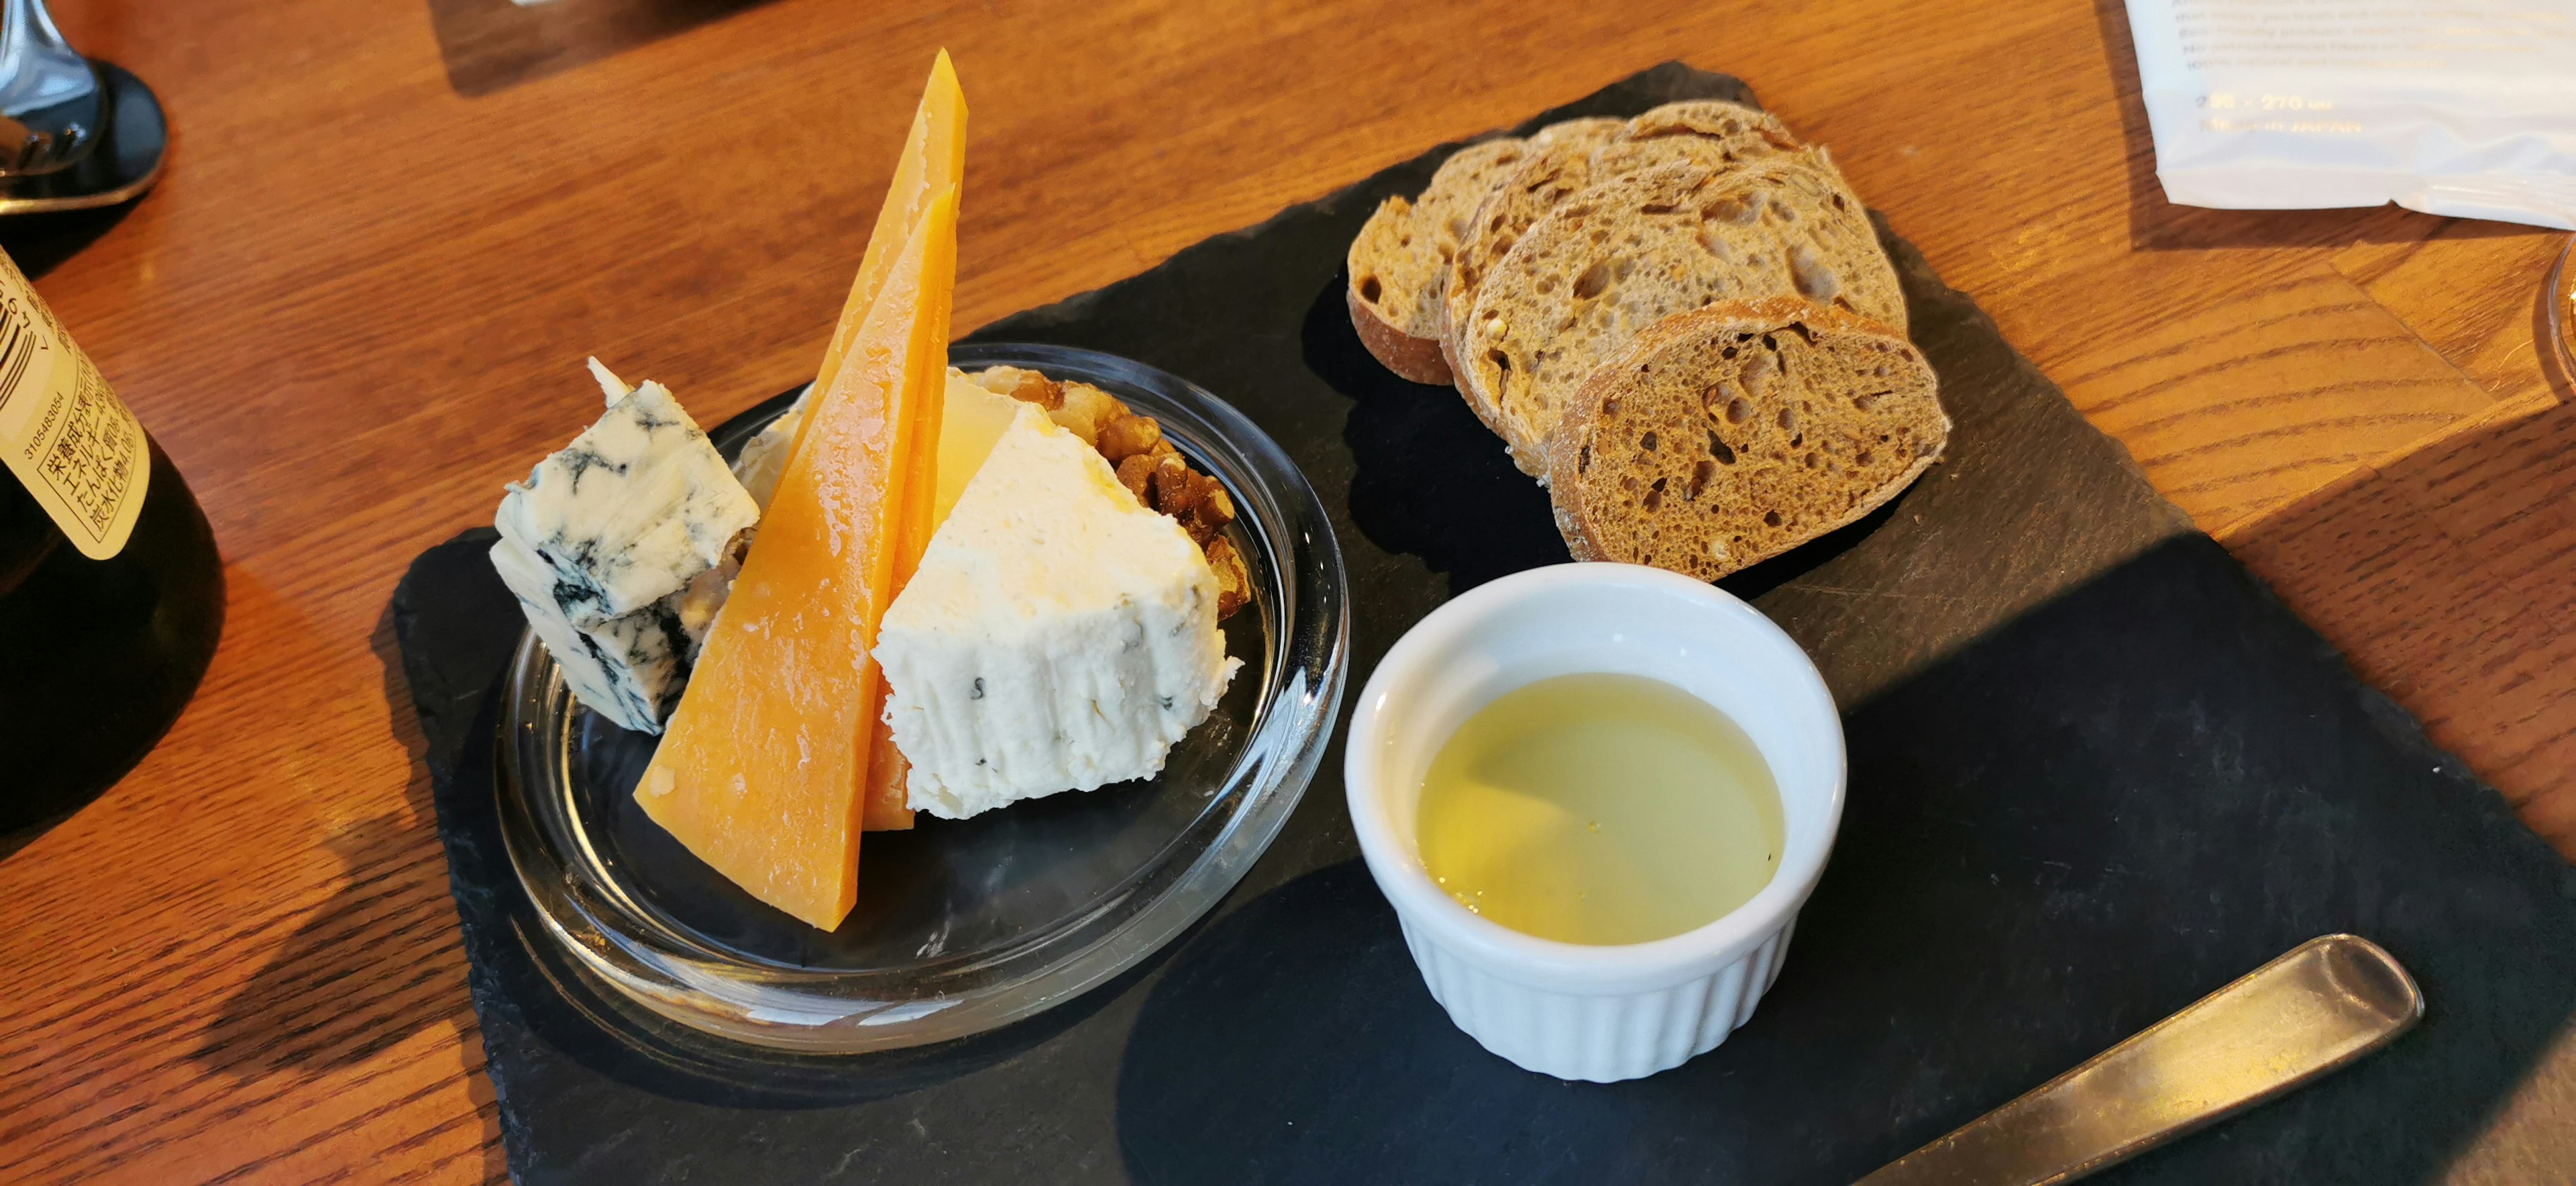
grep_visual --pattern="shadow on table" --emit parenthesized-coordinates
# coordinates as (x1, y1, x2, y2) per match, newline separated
(2223, 364, 2576, 857)
(0, 201, 138, 280)
(187, 599, 480, 1079)
(2082, 0, 2540, 254)
(426, 0, 782, 98)
(1115, 536, 2576, 1185)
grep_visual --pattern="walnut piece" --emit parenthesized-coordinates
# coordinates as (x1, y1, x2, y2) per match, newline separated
(972, 366, 1248, 619)
(1053, 382, 1122, 448)
(1115, 453, 1155, 504)
(1204, 537, 1249, 619)
(972, 367, 1106, 446)
(974, 365, 1060, 408)
(1097, 413, 1163, 462)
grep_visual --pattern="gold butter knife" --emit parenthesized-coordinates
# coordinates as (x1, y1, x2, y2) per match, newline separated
(1856, 934, 2423, 1186)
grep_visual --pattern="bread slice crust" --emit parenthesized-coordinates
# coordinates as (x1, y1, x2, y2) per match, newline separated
(1346, 277, 1452, 383)
(1457, 153, 1905, 474)
(1624, 99, 1805, 144)
(1533, 115, 1626, 146)
(1344, 138, 1532, 383)
(1544, 297, 1948, 581)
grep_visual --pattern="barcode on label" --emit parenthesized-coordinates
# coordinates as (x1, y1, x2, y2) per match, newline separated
(0, 293, 44, 414)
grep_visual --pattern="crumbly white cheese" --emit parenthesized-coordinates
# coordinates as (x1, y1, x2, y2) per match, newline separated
(877, 404, 1238, 820)
(585, 356, 631, 405)
(731, 383, 811, 510)
(490, 376, 757, 733)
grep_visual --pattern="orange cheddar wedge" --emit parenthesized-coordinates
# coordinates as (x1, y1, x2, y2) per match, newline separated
(856, 347, 954, 835)
(799, 49, 967, 468)
(855, 321, 947, 834)
(891, 378, 945, 590)
(823, 51, 965, 838)
(636, 185, 960, 930)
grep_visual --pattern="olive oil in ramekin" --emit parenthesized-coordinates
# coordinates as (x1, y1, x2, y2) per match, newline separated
(1415, 672, 1784, 945)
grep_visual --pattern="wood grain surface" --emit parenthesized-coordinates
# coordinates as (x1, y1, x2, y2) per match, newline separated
(1, 0, 2567, 1181)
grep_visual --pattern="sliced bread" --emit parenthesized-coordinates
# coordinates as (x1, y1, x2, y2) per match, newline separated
(1346, 137, 1534, 384)
(1532, 115, 1626, 146)
(1586, 101, 1806, 195)
(1438, 100, 1797, 376)
(1623, 99, 1807, 144)
(1544, 297, 1947, 580)
(1456, 153, 1906, 474)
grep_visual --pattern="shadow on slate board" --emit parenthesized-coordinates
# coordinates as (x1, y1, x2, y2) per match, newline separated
(390, 63, 2576, 1183)
(1114, 540, 2576, 1183)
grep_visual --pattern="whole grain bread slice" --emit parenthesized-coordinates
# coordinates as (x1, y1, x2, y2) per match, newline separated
(1533, 115, 1627, 146)
(1438, 101, 1798, 382)
(1346, 137, 1534, 384)
(1456, 152, 1905, 474)
(1435, 131, 1621, 403)
(1622, 99, 1805, 143)
(1544, 297, 1947, 580)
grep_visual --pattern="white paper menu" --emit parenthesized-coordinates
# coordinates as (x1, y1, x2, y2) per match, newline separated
(2125, 0, 2576, 229)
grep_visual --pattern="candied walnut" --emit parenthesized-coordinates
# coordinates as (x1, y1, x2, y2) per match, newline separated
(969, 365, 1038, 400)
(1150, 453, 1193, 515)
(1050, 380, 1122, 447)
(1151, 466, 1229, 548)
(975, 366, 1125, 445)
(1115, 453, 1155, 506)
(1199, 484, 1236, 531)
(1097, 413, 1163, 462)
(988, 366, 1064, 409)
(1205, 536, 1249, 618)
(1182, 488, 1234, 547)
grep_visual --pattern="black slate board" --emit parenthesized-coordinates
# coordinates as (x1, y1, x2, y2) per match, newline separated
(392, 64, 2576, 1184)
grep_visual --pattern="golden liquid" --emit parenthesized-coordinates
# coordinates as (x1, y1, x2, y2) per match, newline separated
(1415, 673, 1784, 945)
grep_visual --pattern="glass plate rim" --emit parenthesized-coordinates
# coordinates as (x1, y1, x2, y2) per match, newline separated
(2551, 235, 2575, 391)
(494, 343, 1350, 1052)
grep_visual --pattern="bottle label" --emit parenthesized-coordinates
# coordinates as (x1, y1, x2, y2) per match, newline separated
(0, 250, 147, 560)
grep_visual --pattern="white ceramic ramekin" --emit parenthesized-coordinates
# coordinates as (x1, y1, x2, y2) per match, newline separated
(1346, 562, 1845, 1083)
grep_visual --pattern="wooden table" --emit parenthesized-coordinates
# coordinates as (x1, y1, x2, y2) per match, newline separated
(3, 0, 2569, 1181)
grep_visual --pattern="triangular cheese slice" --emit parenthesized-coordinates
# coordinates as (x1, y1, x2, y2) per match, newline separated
(799, 50, 966, 468)
(635, 185, 959, 930)
(837, 51, 967, 833)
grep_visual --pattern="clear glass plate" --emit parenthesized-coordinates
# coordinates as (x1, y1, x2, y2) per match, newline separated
(495, 343, 1349, 1053)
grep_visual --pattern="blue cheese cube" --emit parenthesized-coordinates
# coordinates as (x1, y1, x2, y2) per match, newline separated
(490, 374, 758, 733)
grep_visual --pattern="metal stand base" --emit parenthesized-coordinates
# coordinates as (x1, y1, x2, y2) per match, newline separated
(0, 62, 164, 217)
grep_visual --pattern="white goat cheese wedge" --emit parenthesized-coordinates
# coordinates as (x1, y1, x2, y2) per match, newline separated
(877, 403, 1238, 819)
(490, 376, 758, 734)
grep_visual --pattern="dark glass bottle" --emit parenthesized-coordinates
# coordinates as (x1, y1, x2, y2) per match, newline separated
(0, 401, 223, 839)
